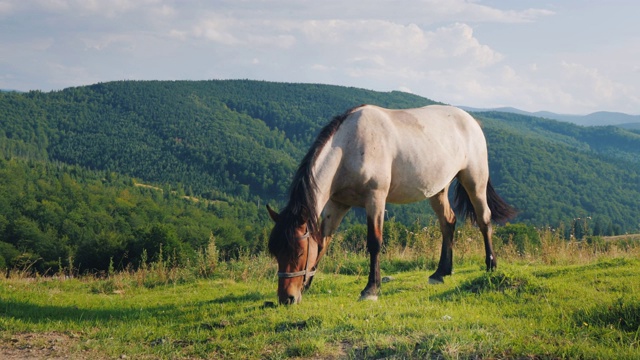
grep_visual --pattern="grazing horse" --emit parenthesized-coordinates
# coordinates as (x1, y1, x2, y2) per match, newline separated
(267, 104, 515, 305)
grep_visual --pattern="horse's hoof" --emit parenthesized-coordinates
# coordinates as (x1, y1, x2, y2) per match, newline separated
(428, 276, 444, 285)
(358, 294, 378, 301)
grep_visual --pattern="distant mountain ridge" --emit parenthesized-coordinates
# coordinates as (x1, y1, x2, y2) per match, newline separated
(460, 106, 640, 128)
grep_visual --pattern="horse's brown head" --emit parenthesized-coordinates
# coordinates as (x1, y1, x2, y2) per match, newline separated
(267, 205, 319, 305)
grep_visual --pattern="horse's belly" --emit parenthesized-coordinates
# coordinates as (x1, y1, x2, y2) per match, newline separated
(386, 160, 459, 204)
(385, 183, 440, 204)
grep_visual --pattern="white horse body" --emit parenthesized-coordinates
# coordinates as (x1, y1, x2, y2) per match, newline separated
(313, 105, 488, 213)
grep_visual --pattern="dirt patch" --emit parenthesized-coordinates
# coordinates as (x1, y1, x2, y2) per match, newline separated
(1, 332, 103, 360)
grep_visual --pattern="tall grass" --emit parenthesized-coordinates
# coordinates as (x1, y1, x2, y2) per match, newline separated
(321, 222, 640, 278)
(4, 222, 639, 286)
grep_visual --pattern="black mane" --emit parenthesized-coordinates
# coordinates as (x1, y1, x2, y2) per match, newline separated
(268, 105, 364, 260)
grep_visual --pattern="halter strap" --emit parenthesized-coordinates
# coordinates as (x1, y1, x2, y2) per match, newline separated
(276, 230, 317, 285)
(277, 269, 317, 278)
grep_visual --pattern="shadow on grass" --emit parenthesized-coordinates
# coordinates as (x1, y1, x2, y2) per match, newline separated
(1, 291, 269, 328)
(0, 298, 177, 324)
(430, 270, 547, 301)
(573, 299, 640, 332)
(533, 257, 639, 279)
(201, 291, 265, 305)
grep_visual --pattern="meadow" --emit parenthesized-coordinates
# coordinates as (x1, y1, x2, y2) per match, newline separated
(1, 225, 639, 359)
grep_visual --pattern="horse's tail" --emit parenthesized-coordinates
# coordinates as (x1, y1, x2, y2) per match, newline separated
(453, 178, 517, 225)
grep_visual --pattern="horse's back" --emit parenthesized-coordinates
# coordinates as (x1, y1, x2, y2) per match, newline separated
(345, 104, 486, 165)
(330, 105, 488, 204)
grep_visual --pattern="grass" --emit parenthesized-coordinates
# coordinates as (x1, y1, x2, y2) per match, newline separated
(1, 227, 640, 359)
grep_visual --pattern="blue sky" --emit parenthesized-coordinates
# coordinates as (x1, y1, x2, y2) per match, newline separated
(1, 0, 638, 114)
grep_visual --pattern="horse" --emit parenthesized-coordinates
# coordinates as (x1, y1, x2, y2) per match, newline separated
(267, 104, 516, 305)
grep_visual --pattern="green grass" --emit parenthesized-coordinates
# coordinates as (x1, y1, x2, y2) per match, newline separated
(2, 227, 640, 359)
(1, 255, 639, 359)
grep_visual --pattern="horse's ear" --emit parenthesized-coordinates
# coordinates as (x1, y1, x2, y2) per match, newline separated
(266, 204, 280, 222)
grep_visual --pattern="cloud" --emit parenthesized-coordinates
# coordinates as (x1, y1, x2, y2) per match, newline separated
(445, 59, 640, 114)
(32, 0, 161, 17)
(0, 1, 13, 16)
(3, 0, 638, 114)
(179, 16, 502, 73)
(213, 0, 554, 25)
(426, 23, 503, 66)
(557, 61, 639, 112)
(191, 17, 242, 45)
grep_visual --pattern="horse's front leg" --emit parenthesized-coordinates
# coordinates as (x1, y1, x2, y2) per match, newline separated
(360, 209, 384, 301)
(318, 200, 351, 265)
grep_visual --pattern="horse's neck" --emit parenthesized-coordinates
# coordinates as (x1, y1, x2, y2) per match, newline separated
(310, 142, 342, 217)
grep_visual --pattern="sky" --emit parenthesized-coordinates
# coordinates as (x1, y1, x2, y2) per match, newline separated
(1, 0, 639, 115)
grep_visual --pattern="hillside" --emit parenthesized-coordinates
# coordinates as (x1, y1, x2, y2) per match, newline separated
(479, 113, 639, 230)
(0, 158, 264, 273)
(1, 80, 639, 269)
(0, 81, 440, 200)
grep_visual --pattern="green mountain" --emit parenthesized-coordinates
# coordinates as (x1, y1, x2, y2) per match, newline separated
(1, 80, 639, 272)
(476, 111, 639, 233)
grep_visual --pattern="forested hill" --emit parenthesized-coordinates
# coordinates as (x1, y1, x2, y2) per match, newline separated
(1, 80, 639, 237)
(0, 81, 438, 200)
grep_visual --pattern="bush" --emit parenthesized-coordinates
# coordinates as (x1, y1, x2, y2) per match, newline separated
(129, 224, 194, 267)
(75, 231, 127, 272)
(0, 241, 20, 270)
(495, 223, 541, 255)
(341, 224, 367, 252)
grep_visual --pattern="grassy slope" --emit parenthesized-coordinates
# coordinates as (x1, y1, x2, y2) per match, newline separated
(1, 252, 639, 359)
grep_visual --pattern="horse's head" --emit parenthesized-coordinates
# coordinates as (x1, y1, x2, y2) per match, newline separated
(267, 205, 319, 305)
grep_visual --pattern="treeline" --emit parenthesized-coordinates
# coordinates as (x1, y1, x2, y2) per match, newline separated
(0, 157, 270, 273)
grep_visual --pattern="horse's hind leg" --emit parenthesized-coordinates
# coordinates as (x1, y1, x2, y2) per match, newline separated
(428, 187, 456, 284)
(472, 192, 497, 271)
(459, 173, 497, 271)
(477, 206, 496, 271)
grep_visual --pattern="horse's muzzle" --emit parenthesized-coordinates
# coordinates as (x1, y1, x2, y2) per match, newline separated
(278, 291, 301, 305)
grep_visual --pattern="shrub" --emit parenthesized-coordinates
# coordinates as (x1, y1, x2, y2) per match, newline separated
(0, 241, 19, 270)
(495, 223, 541, 255)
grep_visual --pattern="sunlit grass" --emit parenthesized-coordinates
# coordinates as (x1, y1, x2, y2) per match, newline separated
(1, 225, 639, 359)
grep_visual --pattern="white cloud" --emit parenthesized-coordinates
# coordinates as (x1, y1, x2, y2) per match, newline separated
(2, 0, 639, 114)
(0, 1, 14, 16)
(33, 0, 160, 16)
(558, 61, 639, 112)
(243, 0, 554, 25)
(192, 18, 242, 45)
(80, 34, 137, 52)
(426, 23, 503, 67)
(151, 4, 174, 17)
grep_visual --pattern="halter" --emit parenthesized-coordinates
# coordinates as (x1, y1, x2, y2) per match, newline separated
(277, 230, 317, 288)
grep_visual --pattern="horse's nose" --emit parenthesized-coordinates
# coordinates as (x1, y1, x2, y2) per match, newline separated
(279, 295, 297, 305)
